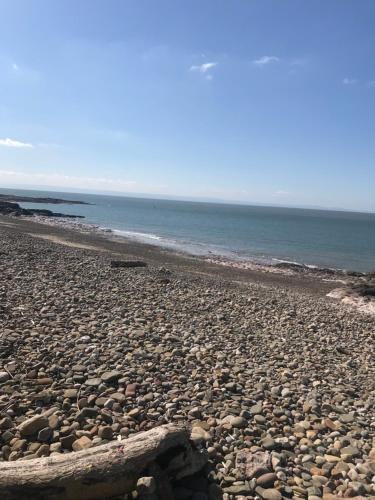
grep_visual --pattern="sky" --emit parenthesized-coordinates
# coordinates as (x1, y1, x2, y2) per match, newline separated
(0, 0, 374, 211)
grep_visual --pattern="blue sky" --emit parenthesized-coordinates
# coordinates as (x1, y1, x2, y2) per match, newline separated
(0, 0, 374, 211)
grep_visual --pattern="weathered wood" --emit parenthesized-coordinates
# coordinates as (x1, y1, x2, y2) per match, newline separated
(0, 424, 206, 500)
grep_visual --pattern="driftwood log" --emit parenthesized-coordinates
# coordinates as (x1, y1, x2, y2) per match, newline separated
(0, 424, 207, 500)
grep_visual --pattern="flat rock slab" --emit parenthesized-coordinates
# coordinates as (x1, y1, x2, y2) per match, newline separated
(236, 449, 271, 480)
(85, 378, 101, 387)
(101, 371, 122, 383)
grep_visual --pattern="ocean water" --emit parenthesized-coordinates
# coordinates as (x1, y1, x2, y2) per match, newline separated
(2, 187, 375, 273)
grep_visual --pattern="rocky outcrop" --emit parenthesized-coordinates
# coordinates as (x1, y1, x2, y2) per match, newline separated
(327, 276, 375, 314)
(275, 261, 367, 278)
(0, 201, 84, 219)
(351, 279, 375, 297)
(0, 194, 90, 204)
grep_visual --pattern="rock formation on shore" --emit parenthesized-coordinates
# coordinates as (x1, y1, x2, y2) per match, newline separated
(327, 276, 375, 315)
(0, 194, 90, 205)
(0, 201, 84, 219)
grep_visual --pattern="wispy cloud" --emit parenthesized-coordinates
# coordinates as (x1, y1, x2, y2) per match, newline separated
(253, 56, 280, 66)
(275, 190, 290, 196)
(342, 77, 357, 85)
(190, 62, 218, 79)
(289, 58, 308, 68)
(367, 80, 375, 87)
(1, 56, 41, 82)
(0, 138, 34, 148)
(190, 62, 217, 73)
(0, 169, 137, 191)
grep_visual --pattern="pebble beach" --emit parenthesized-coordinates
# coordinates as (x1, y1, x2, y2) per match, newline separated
(1, 216, 375, 499)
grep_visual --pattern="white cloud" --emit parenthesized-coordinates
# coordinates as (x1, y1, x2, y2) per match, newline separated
(368, 80, 375, 87)
(1, 57, 41, 82)
(342, 77, 357, 85)
(253, 56, 280, 66)
(190, 62, 217, 74)
(275, 190, 290, 196)
(0, 138, 34, 148)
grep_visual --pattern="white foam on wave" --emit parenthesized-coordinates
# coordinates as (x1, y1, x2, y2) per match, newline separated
(271, 257, 341, 272)
(111, 227, 239, 259)
(112, 229, 163, 241)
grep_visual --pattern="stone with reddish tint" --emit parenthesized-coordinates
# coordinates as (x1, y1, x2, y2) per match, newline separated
(256, 472, 277, 488)
(126, 383, 137, 398)
(18, 415, 49, 437)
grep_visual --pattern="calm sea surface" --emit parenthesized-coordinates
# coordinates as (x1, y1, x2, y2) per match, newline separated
(2, 188, 375, 272)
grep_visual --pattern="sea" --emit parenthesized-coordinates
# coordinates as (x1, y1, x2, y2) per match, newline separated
(2, 187, 375, 273)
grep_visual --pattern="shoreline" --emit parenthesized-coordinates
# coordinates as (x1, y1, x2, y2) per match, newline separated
(20, 214, 371, 282)
(3, 214, 375, 316)
(4, 188, 375, 275)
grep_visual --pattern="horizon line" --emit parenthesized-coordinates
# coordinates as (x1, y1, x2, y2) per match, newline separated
(0, 183, 374, 215)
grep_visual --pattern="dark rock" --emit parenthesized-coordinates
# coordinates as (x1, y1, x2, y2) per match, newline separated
(60, 434, 76, 450)
(37, 427, 53, 442)
(110, 260, 147, 268)
(76, 408, 99, 421)
(0, 194, 90, 205)
(98, 426, 113, 440)
(0, 201, 84, 219)
(101, 371, 122, 383)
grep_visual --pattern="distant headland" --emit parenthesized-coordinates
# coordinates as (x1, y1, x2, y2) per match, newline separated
(0, 193, 89, 218)
(0, 194, 91, 205)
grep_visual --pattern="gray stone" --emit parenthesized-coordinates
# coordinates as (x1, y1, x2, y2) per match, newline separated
(101, 371, 122, 383)
(0, 371, 10, 383)
(222, 415, 247, 429)
(85, 378, 101, 387)
(37, 427, 53, 442)
(250, 403, 263, 415)
(76, 408, 99, 421)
